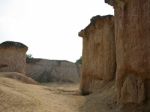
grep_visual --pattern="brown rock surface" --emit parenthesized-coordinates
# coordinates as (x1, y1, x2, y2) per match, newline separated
(79, 15, 116, 95)
(105, 0, 150, 105)
(0, 41, 28, 74)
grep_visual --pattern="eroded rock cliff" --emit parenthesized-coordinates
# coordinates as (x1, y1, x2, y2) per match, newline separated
(26, 58, 80, 83)
(105, 0, 150, 111)
(79, 15, 116, 95)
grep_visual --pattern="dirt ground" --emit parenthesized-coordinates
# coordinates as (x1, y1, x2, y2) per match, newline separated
(0, 77, 117, 112)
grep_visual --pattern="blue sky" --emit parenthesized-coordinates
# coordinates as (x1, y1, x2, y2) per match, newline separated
(0, 0, 113, 62)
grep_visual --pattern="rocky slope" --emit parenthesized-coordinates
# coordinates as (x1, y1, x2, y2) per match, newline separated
(0, 75, 117, 112)
(1, 72, 149, 112)
(26, 58, 80, 83)
(0, 72, 37, 84)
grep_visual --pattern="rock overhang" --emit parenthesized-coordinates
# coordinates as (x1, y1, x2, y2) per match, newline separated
(78, 15, 114, 38)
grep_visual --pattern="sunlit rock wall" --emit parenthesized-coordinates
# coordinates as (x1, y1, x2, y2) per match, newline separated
(79, 15, 116, 95)
(105, 0, 150, 105)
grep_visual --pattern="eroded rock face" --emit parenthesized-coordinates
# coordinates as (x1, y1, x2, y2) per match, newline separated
(26, 58, 80, 83)
(118, 75, 145, 104)
(79, 15, 116, 95)
(105, 0, 150, 104)
(0, 41, 28, 74)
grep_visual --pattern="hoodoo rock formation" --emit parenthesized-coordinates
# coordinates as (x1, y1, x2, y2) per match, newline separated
(0, 41, 28, 74)
(105, 0, 150, 105)
(79, 15, 116, 95)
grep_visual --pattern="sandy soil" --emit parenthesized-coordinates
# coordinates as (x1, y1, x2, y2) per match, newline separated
(0, 77, 85, 112)
(0, 77, 117, 112)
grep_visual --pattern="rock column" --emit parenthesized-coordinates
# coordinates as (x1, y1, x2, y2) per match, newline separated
(79, 15, 116, 95)
(105, 0, 150, 104)
(0, 41, 28, 74)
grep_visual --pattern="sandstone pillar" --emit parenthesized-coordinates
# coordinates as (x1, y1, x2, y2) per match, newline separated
(79, 15, 116, 95)
(0, 41, 28, 74)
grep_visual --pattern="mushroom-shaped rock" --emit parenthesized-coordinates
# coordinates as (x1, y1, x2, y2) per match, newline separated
(79, 15, 116, 95)
(0, 41, 28, 74)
